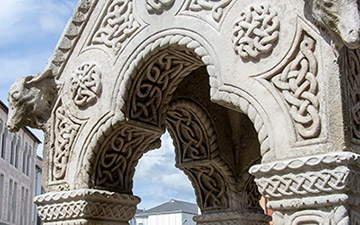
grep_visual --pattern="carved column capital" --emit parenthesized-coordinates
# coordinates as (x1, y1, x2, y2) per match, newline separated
(250, 152, 360, 224)
(34, 189, 140, 225)
(193, 211, 271, 225)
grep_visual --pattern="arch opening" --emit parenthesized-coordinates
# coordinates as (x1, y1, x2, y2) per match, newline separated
(92, 46, 271, 223)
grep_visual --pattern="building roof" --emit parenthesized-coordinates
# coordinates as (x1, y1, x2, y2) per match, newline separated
(136, 199, 198, 217)
(0, 100, 42, 144)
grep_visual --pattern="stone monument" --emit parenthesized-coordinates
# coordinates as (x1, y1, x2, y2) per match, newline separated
(6, 0, 360, 224)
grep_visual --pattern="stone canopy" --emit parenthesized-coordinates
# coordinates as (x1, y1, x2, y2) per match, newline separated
(6, 0, 360, 224)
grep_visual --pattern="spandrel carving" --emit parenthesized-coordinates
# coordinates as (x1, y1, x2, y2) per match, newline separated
(90, 0, 140, 54)
(52, 103, 85, 181)
(184, 0, 232, 22)
(232, 2, 280, 60)
(146, 0, 175, 14)
(269, 35, 320, 139)
(71, 63, 102, 107)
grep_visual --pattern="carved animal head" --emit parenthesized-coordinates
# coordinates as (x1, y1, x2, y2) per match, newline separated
(309, 0, 360, 49)
(7, 69, 57, 132)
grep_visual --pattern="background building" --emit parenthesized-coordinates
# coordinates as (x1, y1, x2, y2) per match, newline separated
(0, 100, 41, 225)
(134, 199, 198, 225)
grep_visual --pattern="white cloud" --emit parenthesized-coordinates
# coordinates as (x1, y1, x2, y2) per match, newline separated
(133, 132, 197, 209)
(0, 0, 76, 46)
(0, 0, 29, 30)
(39, 0, 76, 33)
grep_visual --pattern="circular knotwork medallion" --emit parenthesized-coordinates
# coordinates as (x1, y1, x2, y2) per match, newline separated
(71, 63, 102, 107)
(232, 3, 280, 60)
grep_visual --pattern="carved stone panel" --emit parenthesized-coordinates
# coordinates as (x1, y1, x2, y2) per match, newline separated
(179, 0, 234, 30)
(127, 49, 203, 127)
(232, 2, 280, 60)
(71, 63, 102, 107)
(146, 0, 175, 14)
(34, 189, 140, 224)
(344, 48, 360, 143)
(166, 100, 212, 164)
(88, 0, 142, 55)
(94, 124, 161, 193)
(184, 165, 229, 211)
(51, 102, 87, 185)
(266, 33, 320, 140)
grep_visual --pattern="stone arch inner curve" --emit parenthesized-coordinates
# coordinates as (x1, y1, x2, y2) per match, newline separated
(82, 44, 272, 224)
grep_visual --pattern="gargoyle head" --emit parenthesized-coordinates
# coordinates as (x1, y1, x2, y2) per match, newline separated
(309, 0, 360, 49)
(7, 69, 57, 132)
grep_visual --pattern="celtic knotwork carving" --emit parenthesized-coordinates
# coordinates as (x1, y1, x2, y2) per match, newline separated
(53, 103, 84, 181)
(242, 175, 263, 212)
(270, 35, 320, 139)
(184, 0, 232, 22)
(34, 189, 140, 222)
(184, 165, 229, 210)
(166, 99, 251, 212)
(166, 100, 211, 164)
(249, 152, 360, 175)
(71, 63, 102, 107)
(95, 125, 160, 192)
(232, 2, 280, 60)
(146, 0, 175, 14)
(255, 167, 360, 199)
(90, 0, 140, 54)
(344, 48, 360, 141)
(128, 49, 203, 127)
(194, 211, 271, 225)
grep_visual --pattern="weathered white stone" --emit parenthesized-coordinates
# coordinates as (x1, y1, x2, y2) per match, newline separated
(6, 0, 360, 224)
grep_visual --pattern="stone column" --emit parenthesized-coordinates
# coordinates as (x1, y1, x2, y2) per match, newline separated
(250, 152, 360, 224)
(34, 189, 140, 225)
(193, 211, 271, 225)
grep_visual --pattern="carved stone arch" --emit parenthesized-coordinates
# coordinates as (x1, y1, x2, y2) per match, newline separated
(212, 89, 275, 162)
(164, 98, 271, 224)
(8, 0, 360, 224)
(111, 30, 222, 114)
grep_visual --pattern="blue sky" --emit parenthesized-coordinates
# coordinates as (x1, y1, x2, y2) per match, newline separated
(0, 0, 196, 210)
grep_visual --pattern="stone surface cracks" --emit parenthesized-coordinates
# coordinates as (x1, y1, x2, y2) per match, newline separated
(232, 2, 280, 60)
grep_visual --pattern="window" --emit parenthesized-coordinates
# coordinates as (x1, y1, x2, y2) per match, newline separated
(15, 137, 20, 168)
(12, 182, 17, 223)
(26, 147, 31, 176)
(20, 187, 24, 225)
(0, 174, 4, 218)
(1, 128, 7, 159)
(0, 121, 2, 158)
(10, 135, 16, 165)
(24, 189, 28, 225)
(22, 145, 28, 173)
(7, 179, 12, 221)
